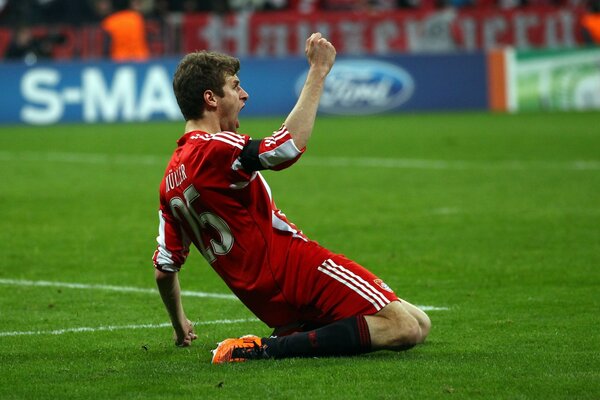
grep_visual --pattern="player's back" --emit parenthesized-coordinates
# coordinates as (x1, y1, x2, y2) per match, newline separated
(158, 130, 301, 319)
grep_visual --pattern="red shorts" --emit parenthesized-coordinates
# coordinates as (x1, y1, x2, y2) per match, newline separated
(257, 236, 399, 333)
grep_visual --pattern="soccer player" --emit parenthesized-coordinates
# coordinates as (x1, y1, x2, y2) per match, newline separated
(153, 33, 431, 363)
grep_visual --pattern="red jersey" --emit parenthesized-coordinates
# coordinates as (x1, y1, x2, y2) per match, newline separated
(153, 126, 308, 321)
(153, 125, 399, 329)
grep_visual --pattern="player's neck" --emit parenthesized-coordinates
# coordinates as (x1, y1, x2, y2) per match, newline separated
(184, 118, 219, 135)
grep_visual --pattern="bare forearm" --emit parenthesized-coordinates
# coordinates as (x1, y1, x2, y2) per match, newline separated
(285, 33, 336, 150)
(155, 269, 187, 336)
(155, 269, 197, 346)
(284, 68, 328, 150)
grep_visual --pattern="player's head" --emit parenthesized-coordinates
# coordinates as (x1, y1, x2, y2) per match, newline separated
(173, 51, 242, 121)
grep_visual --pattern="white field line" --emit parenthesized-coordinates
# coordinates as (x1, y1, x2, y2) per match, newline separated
(0, 278, 447, 310)
(300, 157, 600, 171)
(419, 306, 448, 311)
(0, 278, 447, 337)
(0, 278, 237, 300)
(0, 151, 165, 166)
(0, 318, 258, 338)
(0, 150, 599, 171)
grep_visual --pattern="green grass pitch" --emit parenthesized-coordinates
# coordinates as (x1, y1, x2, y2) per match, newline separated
(0, 112, 599, 399)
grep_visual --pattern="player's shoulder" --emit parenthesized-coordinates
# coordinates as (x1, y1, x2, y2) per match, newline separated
(187, 131, 249, 151)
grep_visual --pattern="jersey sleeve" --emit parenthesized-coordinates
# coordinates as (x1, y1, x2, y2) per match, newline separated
(152, 207, 190, 272)
(238, 125, 304, 172)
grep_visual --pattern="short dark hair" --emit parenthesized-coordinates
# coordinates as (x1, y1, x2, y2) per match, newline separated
(172, 51, 240, 121)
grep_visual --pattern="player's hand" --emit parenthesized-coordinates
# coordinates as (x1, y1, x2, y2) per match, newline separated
(305, 32, 336, 76)
(174, 319, 198, 347)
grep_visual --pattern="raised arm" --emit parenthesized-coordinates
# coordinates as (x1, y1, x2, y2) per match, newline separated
(284, 33, 336, 150)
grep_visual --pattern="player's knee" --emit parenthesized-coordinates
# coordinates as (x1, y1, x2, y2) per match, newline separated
(371, 301, 429, 350)
(388, 315, 421, 350)
(418, 312, 432, 342)
(374, 311, 421, 351)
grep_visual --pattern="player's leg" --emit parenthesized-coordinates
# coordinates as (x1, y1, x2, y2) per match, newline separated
(398, 298, 432, 341)
(211, 316, 370, 363)
(211, 302, 429, 362)
(211, 249, 431, 362)
(261, 299, 432, 358)
(365, 300, 430, 351)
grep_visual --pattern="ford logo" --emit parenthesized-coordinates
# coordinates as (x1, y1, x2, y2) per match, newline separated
(295, 60, 415, 115)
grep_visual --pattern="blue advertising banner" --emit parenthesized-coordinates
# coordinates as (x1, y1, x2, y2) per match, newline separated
(0, 53, 488, 125)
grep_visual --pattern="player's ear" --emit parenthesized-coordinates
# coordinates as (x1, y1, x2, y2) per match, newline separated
(204, 90, 217, 108)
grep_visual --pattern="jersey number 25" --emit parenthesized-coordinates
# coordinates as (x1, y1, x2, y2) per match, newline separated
(169, 184, 234, 264)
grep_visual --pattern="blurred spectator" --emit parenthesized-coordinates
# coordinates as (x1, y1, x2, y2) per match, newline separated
(397, 0, 424, 9)
(581, 0, 600, 44)
(148, 0, 168, 19)
(5, 26, 38, 62)
(34, 0, 65, 23)
(5, 25, 64, 62)
(496, 0, 523, 8)
(322, 0, 365, 10)
(0, 0, 99, 26)
(0, 0, 7, 21)
(136, 0, 155, 14)
(321, 0, 399, 11)
(101, 0, 150, 61)
(447, 0, 474, 7)
(92, 0, 113, 21)
(228, 0, 288, 11)
(166, 0, 231, 13)
(262, 0, 289, 10)
(0, 0, 28, 26)
(288, 0, 321, 13)
(33, 0, 98, 25)
(365, 0, 397, 9)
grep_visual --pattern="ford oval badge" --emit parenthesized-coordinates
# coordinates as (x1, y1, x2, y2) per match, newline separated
(295, 60, 415, 115)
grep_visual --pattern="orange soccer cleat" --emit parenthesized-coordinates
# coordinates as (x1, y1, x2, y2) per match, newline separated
(211, 335, 267, 364)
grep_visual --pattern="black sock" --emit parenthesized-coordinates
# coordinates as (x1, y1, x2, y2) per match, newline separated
(262, 316, 371, 359)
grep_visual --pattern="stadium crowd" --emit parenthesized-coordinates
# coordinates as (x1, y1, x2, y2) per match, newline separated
(0, 0, 595, 27)
(1, 0, 599, 61)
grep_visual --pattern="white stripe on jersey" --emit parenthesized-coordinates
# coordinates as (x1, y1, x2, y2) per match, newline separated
(324, 259, 390, 307)
(198, 132, 245, 149)
(228, 170, 258, 189)
(271, 211, 306, 240)
(318, 259, 390, 310)
(216, 132, 246, 145)
(256, 173, 305, 240)
(209, 135, 244, 150)
(317, 264, 383, 312)
(258, 173, 272, 201)
(155, 210, 176, 267)
(259, 138, 301, 168)
(271, 127, 289, 141)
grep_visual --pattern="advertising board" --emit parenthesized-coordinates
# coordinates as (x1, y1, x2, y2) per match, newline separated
(0, 53, 488, 125)
(515, 48, 600, 111)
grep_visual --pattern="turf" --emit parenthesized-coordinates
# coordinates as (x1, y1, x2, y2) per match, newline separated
(0, 112, 599, 399)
